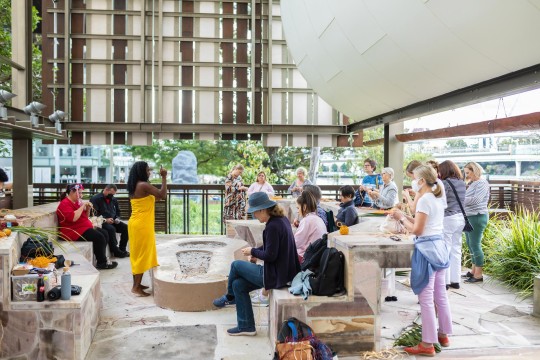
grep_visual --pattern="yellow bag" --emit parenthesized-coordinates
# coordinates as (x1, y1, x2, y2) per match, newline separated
(275, 341, 313, 360)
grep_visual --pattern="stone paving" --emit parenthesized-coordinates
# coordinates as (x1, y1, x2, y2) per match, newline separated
(86, 236, 540, 359)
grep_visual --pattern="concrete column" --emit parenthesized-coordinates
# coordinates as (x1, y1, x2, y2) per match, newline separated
(12, 139, 33, 209)
(516, 161, 522, 177)
(76, 145, 81, 183)
(384, 122, 405, 193)
(534, 276, 540, 317)
(54, 144, 61, 183)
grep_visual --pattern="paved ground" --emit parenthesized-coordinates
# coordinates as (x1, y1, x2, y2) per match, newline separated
(86, 236, 540, 359)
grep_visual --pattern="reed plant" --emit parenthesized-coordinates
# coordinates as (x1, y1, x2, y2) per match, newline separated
(462, 207, 540, 297)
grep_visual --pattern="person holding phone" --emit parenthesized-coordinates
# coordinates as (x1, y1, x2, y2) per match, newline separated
(127, 161, 167, 296)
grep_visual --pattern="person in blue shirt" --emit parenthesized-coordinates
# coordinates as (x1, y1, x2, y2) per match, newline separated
(354, 158, 382, 207)
(336, 185, 359, 226)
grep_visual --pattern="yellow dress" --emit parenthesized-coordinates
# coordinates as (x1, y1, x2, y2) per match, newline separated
(128, 195, 159, 274)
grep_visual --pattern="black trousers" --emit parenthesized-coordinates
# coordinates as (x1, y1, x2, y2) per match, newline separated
(99, 223, 123, 255)
(80, 228, 108, 267)
(102, 222, 129, 252)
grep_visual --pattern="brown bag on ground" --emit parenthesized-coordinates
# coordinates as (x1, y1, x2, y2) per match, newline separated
(275, 340, 313, 360)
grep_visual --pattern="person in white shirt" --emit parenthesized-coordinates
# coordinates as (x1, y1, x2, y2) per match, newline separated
(247, 171, 275, 196)
(391, 165, 452, 356)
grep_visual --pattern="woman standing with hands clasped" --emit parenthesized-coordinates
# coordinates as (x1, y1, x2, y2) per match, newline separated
(127, 161, 167, 297)
(391, 165, 452, 356)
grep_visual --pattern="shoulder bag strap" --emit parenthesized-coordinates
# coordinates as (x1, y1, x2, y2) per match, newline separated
(446, 179, 468, 221)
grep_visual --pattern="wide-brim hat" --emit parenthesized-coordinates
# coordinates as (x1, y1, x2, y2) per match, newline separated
(247, 192, 276, 213)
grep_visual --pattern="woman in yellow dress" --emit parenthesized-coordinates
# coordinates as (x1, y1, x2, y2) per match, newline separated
(127, 161, 168, 297)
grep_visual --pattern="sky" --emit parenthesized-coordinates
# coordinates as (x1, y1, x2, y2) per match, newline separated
(405, 88, 540, 132)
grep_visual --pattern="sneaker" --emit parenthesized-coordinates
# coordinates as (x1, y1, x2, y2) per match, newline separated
(403, 343, 435, 357)
(461, 271, 474, 278)
(449, 282, 460, 289)
(96, 261, 118, 270)
(464, 277, 483, 283)
(227, 326, 257, 336)
(250, 293, 269, 307)
(213, 294, 236, 308)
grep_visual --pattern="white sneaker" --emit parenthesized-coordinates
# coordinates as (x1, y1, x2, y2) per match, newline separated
(250, 292, 269, 307)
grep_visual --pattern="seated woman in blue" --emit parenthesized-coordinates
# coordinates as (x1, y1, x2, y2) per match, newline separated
(336, 185, 359, 226)
(212, 192, 300, 336)
(355, 158, 382, 207)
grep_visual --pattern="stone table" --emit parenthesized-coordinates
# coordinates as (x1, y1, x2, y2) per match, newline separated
(275, 198, 299, 224)
(327, 220, 414, 351)
(225, 219, 266, 247)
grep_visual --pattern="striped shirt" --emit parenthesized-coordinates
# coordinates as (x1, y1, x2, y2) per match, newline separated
(464, 178, 490, 216)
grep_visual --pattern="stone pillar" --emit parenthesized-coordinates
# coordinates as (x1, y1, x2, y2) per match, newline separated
(534, 275, 540, 317)
(12, 139, 33, 209)
(384, 122, 405, 192)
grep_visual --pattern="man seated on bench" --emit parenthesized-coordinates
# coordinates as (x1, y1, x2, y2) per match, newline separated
(91, 184, 130, 258)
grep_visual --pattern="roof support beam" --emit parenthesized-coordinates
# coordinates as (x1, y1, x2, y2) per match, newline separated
(63, 121, 347, 135)
(395, 112, 540, 143)
(347, 63, 540, 132)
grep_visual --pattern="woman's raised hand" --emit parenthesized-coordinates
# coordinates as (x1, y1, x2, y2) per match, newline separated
(159, 166, 167, 178)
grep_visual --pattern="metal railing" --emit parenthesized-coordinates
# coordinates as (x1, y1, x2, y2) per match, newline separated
(29, 181, 540, 234)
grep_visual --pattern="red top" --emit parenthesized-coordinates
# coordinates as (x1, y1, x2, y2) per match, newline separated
(56, 197, 93, 241)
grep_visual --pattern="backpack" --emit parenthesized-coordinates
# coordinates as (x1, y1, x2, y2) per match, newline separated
(301, 234, 328, 272)
(274, 318, 334, 360)
(20, 236, 54, 262)
(309, 247, 345, 296)
(325, 210, 338, 232)
(276, 317, 314, 343)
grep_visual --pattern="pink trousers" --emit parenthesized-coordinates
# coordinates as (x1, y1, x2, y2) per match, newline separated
(418, 269, 453, 343)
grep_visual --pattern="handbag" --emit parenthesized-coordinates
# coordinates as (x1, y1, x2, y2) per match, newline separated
(446, 180, 474, 233)
(379, 214, 407, 234)
(275, 341, 313, 360)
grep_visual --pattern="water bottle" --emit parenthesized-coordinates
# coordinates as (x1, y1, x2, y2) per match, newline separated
(61, 267, 71, 300)
(37, 274, 45, 302)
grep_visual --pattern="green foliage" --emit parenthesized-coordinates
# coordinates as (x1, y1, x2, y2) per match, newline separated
(446, 139, 467, 148)
(393, 324, 442, 353)
(0, 1, 42, 100)
(462, 208, 540, 297)
(169, 197, 222, 235)
(402, 150, 433, 185)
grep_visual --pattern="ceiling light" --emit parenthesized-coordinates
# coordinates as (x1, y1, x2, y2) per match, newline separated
(0, 90, 17, 120)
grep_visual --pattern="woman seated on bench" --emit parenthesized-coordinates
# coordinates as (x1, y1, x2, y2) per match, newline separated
(56, 183, 118, 270)
(213, 192, 300, 336)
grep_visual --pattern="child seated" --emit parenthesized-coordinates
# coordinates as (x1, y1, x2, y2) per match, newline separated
(336, 185, 359, 226)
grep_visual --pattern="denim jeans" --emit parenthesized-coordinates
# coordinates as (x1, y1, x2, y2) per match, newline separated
(227, 260, 264, 330)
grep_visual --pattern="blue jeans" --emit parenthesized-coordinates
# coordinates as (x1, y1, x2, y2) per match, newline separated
(227, 260, 264, 330)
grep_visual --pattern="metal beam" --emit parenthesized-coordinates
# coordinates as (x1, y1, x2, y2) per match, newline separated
(347, 63, 540, 132)
(395, 111, 540, 142)
(63, 121, 347, 135)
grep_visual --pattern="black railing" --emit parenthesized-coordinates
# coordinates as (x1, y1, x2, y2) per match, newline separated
(32, 181, 539, 235)
(32, 183, 343, 235)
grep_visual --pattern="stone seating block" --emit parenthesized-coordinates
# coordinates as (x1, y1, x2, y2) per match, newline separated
(534, 275, 540, 317)
(269, 289, 377, 356)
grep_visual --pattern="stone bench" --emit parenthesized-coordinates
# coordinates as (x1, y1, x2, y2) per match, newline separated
(269, 288, 373, 356)
(1, 231, 101, 360)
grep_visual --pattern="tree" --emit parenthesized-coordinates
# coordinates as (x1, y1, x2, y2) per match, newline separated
(446, 139, 467, 148)
(0, 1, 42, 100)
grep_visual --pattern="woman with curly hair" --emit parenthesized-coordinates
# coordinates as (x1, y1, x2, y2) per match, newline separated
(127, 161, 167, 296)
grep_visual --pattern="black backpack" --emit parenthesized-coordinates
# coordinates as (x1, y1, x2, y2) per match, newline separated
(309, 247, 345, 296)
(276, 317, 314, 343)
(301, 234, 328, 272)
(325, 210, 338, 232)
(20, 236, 54, 262)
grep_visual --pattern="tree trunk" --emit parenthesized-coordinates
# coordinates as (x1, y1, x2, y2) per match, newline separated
(309, 147, 320, 184)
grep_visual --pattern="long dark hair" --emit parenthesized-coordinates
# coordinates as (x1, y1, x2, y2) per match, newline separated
(127, 161, 149, 196)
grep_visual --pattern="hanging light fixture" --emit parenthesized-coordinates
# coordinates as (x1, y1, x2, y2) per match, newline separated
(0, 90, 17, 120)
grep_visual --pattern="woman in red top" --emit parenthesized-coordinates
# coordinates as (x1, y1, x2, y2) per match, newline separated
(56, 184, 118, 270)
